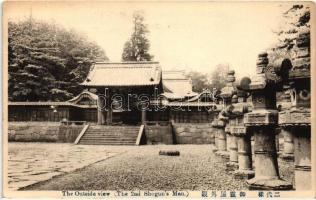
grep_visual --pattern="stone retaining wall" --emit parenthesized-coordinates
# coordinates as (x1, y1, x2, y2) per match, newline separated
(8, 122, 215, 144)
(144, 122, 173, 144)
(172, 123, 214, 144)
(8, 122, 83, 143)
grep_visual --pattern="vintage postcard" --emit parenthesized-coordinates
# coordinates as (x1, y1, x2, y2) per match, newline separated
(2, 1, 316, 198)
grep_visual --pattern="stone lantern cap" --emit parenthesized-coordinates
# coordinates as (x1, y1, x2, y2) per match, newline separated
(220, 70, 237, 99)
(237, 51, 268, 91)
(237, 74, 267, 91)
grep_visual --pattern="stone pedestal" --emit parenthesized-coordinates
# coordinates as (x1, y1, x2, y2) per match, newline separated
(251, 135, 255, 169)
(294, 126, 311, 190)
(210, 130, 215, 148)
(212, 130, 219, 152)
(251, 136, 255, 156)
(226, 135, 238, 171)
(234, 134, 254, 179)
(226, 133, 230, 152)
(280, 128, 294, 161)
(210, 129, 217, 152)
(211, 120, 220, 153)
(275, 131, 280, 154)
(279, 108, 311, 190)
(247, 126, 292, 190)
(215, 128, 229, 158)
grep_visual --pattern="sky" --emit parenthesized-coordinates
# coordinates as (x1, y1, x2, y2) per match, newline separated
(4, 1, 292, 78)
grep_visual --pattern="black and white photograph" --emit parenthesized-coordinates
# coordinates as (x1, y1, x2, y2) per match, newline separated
(2, 1, 315, 198)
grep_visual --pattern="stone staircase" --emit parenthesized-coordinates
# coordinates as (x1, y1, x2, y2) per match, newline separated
(77, 125, 140, 145)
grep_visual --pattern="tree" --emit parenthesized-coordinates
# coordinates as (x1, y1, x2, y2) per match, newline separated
(269, 4, 310, 63)
(186, 71, 211, 93)
(209, 63, 230, 91)
(122, 11, 153, 61)
(8, 18, 108, 101)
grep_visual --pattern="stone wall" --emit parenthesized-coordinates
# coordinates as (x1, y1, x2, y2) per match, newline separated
(172, 123, 214, 144)
(8, 122, 84, 143)
(58, 124, 85, 143)
(144, 122, 173, 144)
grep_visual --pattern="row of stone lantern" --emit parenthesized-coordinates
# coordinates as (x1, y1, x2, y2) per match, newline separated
(210, 28, 311, 190)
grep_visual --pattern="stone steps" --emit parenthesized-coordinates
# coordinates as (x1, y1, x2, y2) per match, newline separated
(78, 125, 139, 145)
(79, 142, 136, 145)
(84, 131, 137, 134)
(80, 137, 136, 141)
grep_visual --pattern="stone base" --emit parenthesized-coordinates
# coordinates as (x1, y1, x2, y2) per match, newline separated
(211, 146, 218, 153)
(279, 154, 294, 161)
(215, 150, 229, 159)
(226, 162, 238, 172)
(247, 177, 293, 190)
(234, 169, 255, 180)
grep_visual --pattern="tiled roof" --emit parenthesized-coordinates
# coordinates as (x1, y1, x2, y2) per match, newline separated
(162, 70, 187, 80)
(187, 90, 214, 102)
(82, 62, 162, 87)
(8, 101, 98, 109)
(162, 71, 197, 99)
(150, 99, 222, 109)
(8, 102, 73, 106)
(161, 92, 187, 100)
(167, 101, 220, 107)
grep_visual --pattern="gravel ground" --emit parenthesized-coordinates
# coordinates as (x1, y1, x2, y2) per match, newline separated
(278, 158, 295, 187)
(8, 143, 130, 190)
(21, 145, 294, 191)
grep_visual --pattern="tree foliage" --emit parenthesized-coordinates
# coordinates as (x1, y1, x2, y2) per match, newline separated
(269, 4, 310, 62)
(186, 64, 229, 93)
(8, 18, 108, 101)
(209, 63, 230, 91)
(122, 11, 153, 61)
(185, 71, 211, 93)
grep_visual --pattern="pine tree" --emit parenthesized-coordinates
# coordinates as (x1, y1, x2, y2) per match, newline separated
(122, 11, 153, 61)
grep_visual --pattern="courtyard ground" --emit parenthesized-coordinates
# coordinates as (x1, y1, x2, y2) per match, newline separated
(7, 143, 295, 191)
(7, 143, 130, 190)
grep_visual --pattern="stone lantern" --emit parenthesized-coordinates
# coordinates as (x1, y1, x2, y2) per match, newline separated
(228, 89, 255, 180)
(211, 118, 219, 152)
(215, 112, 229, 158)
(275, 29, 311, 190)
(238, 52, 292, 190)
(219, 70, 238, 164)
